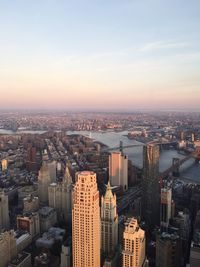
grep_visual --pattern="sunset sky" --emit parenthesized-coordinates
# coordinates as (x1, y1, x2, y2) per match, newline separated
(0, 0, 200, 111)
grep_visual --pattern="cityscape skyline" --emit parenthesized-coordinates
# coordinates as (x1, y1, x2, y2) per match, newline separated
(0, 0, 200, 110)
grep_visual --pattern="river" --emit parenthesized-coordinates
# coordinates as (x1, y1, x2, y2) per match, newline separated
(1, 129, 199, 183)
(67, 130, 200, 183)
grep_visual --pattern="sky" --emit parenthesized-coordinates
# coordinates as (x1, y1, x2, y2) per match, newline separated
(0, 0, 200, 111)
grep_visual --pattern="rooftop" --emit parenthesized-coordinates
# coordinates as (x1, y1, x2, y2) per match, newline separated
(9, 252, 30, 265)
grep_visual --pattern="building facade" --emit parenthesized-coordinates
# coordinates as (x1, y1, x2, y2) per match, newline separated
(0, 189, 10, 230)
(122, 218, 146, 267)
(0, 230, 17, 267)
(38, 162, 51, 205)
(109, 152, 128, 191)
(142, 144, 160, 227)
(72, 171, 100, 267)
(101, 181, 118, 257)
(39, 206, 57, 233)
(17, 212, 40, 238)
(160, 187, 172, 230)
(156, 232, 182, 267)
(48, 167, 72, 221)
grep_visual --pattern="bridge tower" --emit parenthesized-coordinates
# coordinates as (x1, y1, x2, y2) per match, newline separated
(172, 158, 180, 177)
(120, 141, 123, 155)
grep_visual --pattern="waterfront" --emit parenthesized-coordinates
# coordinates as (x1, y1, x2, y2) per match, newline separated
(67, 130, 200, 183)
(1, 128, 199, 183)
(0, 129, 46, 135)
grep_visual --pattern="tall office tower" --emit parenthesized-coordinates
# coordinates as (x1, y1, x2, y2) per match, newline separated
(160, 187, 172, 230)
(38, 162, 51, 205)
(48, 166, 72, 221)
(26, 145, 37, 172)
(101, 181, 118, 257)
(142, 144, 160, 227)
(180, 131, 185, 141)
(0, 189, 10, 230)
(1, 159, 8, 171)
(156, 232, 182, 267)
(0, 230, 17, 267)
(122, 218, 146, 267)
(171, 211, 191, 260)
(72, 171, 100, 267)
(109, 152, 128, 191)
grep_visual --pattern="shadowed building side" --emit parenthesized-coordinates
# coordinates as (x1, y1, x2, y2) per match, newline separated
(142, 144, 160, 228)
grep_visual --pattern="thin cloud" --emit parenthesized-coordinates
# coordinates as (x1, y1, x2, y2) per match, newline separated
(139, 41, 188, 52)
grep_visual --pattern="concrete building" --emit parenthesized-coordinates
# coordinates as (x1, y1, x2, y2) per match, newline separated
(39, 206, 57, 232)
(122, 217, 146, 267)
(26, 145, 38, 173)
(36, 227, 65, 249)
(160, 187, 172, 230)
(171, 211, 191, 262)
(48, 160, 57, 183)
(101, 181, 118, 257)
(8, 252, 31, 267)
(103, 253, 119, 267)
(18, 185, 38, 207)
(16, 231, 32, 253)
(38, 162, 51, 205)
(0, 189, 10, 230)
(60, 243, 71, 267)
(0, 230, 17, 267)
(48, 166, 73, 221)
(1, 158, 8, 171)
(190, 242, 200, 267)
(142, 144, 160, 228)
(72, 171, 100, 267)
(109, 152, 128, 191)
(17, 212, 40, 238)
(34, 253, 60, 267)
(23, 194, 39, 212)
(156, 232, 182, 267)
(189, 210, 200, 267)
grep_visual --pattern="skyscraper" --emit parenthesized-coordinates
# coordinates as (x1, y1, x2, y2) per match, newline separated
(72, 171, 100, 267)
(109, 152, 128, 191)
(38, 162, 51, 205)
(48, 160, 57, 183)
(1, 159, 8, 172)
(0, 189, 10, 230)
(48, 166, 73, 221)
(26, 145, 37, 172)
(122, 217, 146, 267)
(101, 181, 118, 257)
(160, 187, 172, 230)
(156, 232, 182, 267)
(0, 230, 17, 267)
(142, 144, 160, 227)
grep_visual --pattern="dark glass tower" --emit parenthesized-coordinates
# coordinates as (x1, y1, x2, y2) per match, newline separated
(142, 144, 160, 228)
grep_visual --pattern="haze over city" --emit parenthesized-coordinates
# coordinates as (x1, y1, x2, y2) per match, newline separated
(0, 0, 200, 110)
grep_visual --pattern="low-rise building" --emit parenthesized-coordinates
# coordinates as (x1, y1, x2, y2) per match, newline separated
(8, 252, 31, 267)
